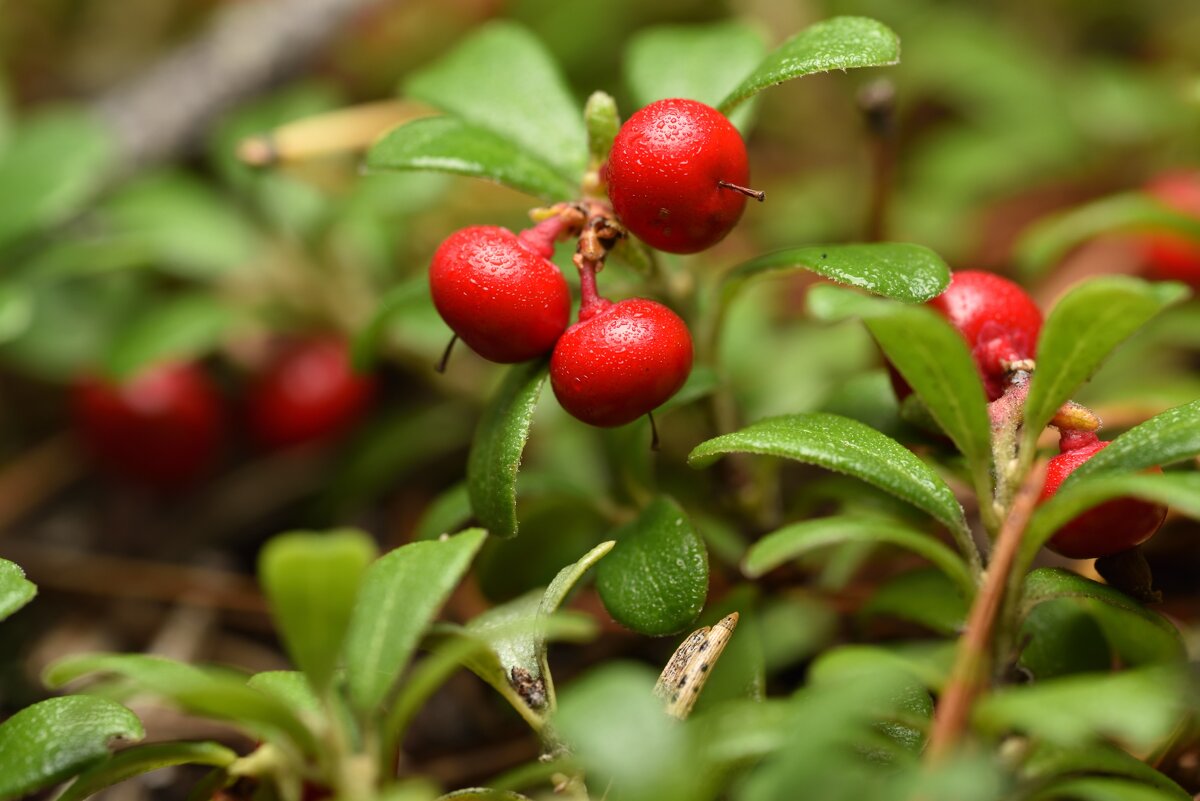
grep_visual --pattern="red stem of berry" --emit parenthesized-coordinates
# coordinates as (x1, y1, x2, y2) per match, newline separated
(519, 215, 572, 258)
(576, 258, 611, 321)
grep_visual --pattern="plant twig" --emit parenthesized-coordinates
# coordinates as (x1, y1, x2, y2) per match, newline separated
(925, 460, 1046, 763)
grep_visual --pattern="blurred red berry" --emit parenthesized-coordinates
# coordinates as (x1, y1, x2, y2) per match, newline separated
(1142, 170, 1200, 288)
(246, 339, 374, 449)
(72, 362, 224, 490)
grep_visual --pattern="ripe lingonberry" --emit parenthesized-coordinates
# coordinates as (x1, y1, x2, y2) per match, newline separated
(246, 338, 375, 449)
(71, 361, 224, 490)
(550, 298, 693, 427)
(1141, 170, 1200, 288)
(890, 270, 1043, 402)
(606, 98, 758, 255)
(429, 225, 571, 363)
(1039, 430, 1166, 559)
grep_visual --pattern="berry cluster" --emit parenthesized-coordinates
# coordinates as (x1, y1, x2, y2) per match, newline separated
(72, 338, 374, 490)
(429, 99, 759, 431)
(891, 269, 1166, 559)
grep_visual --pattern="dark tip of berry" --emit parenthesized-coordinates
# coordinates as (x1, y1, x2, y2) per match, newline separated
(717, 181, 765, 202)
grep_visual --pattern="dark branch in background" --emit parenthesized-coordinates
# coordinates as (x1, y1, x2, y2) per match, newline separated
(89, 0, 390, 172)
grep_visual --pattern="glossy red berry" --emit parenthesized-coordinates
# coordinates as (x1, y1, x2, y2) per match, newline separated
(550, 298, 693, 427)
(71, 361, 224, 490)
(1039, 431, 1166, 559)
(1142, 171, 1200, 288)
(429, 225, 571, 363)
(892, 270, 1043, 402)
(606, 98, 752, 254)
(246, 338, 375, 449)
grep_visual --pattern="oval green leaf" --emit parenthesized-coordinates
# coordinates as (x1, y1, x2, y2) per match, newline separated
(626, 22, 766, 131)
(860, 568, 967, 635)
(246, 671, 321, 715)
(1020, 277, 1190, 457)
(0, 557, 36, 621)
(1022, 568, 1184, 668)
(43, 654, 315, 754)
(1016, 193, 1200, 278)
(689, 413, 968, 538)
(57, 741, 237, 801)
(743, 515, 973, 598)
(722, 244, 949, 312)
(0, 281, 34, 345)
(259, 529, 377, 694)
(1021, 473, 1200, 565)
(596, 497, 709, 636)
(1024, 744, 1191, 801)
(468, 362, 548, 539)
(865, 305, 992, 496)
(365, 116, 575, 201)
(342, 528, 486, 712)
(974, 666, 1186, 751)
(105, 294, 236, 380)
(1065, 398, 1200, 486)
(0, 696, 143, 801)
(1028, 777, 1189, 801)
(404, 21, 585, 179)
(719, 16, 901, 113)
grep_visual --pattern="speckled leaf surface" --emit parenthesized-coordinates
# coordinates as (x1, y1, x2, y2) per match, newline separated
(343, 528, 486, 712)
(1021, 277, 1189, 456)
(1065, 399, 1200, 486)
(719, 17, 900, 113)
(721, 244, 949, 312)
(0, 696, 143, 801)
(743, 515, 973, 597)
(689, 413, 967, 536)
(404, 22, 585, 179)
(0, 558, 35, 621)
(366, 117, 576, 201)
(596, 497, 708, 636)
(468, 362, 548, 539)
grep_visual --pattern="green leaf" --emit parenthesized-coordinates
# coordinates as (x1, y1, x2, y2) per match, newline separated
(343, 529, 486, 712)
(1065, 399, 1200, 485)
(259, 530, 377, 694)
(1024, 743, 1191, 801)
(97, 171, 261, 279)
(437, 791, 531, 801)
(246, 671, 321, 715)
(596, 497, 709, 636)
(43, 654, 315, 754)
(865, 305, 992, 493)
(468, 362, 548, 539)
(0, 557, 36, 621)
(1019, 599, 1114, 680)
(721, 245, 950, 317)
(104, 294, 236, 380)
(1022, 473, 1200, 563)
(719, 17, 901, 113)
(365, 117, 576, 201)
(0, 696, 142, 801)
(404, 21, 585, 179)
(415, 482, 473, 541)
(973, 666, 1186, 750)
(540, 540, 614, 617)
(626, 22, 766, 130)
(56, 741, 237, 801)
(0, 281, 34, 344)
(1021, 568, 1184, 667)
(0, 107, 114, 248)
(804, 283, 895, 322)
(1016, 193, 1200, 278)
(689, 412, 968, 538)
(743, 516, 973, 598)
(353, 278, 434, 373)
(1028, 776, 1188, 801)
(861, 568, 967, 635)
(1021, 277, 1190, 456)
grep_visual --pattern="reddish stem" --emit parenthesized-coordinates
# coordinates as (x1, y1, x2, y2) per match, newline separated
(518, 215, 571, 259)
(576, 258, 611, 321)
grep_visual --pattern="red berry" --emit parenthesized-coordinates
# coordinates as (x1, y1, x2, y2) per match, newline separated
(1142, 171, 1200, 288)
(1039, 431, 1166, 559)
(71, 362, 224, 490)
(607, 98, 751, 254)
(246, 338, 374, 449)
(892, 270, 1043, 402)
(429, 225, 571, 363)
(550, 298, 693, 427)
